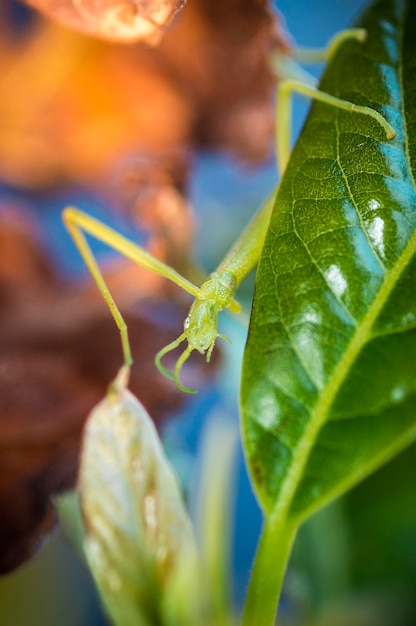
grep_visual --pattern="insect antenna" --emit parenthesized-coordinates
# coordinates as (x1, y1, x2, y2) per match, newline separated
(173, 345, 196, 394)
(155, 333, 186, 378)
(155, 333, 197, 394)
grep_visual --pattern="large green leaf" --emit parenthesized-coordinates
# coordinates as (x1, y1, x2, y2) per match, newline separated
(241, 0, 416, 524)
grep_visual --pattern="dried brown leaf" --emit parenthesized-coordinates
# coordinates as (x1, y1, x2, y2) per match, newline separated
(159, 0, 291, 161)
(0, 22, 192, 188)
(0, 1, 289, 187)
(23, 0, 187, 43)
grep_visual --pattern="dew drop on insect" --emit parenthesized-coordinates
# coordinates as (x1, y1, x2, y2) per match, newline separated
(184, 316, 191, 329)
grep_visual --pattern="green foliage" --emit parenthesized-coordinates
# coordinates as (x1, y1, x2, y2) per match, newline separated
(289, 446, 416, 624)
(242, 0, 416, 529)
(346, 440, 416, 590)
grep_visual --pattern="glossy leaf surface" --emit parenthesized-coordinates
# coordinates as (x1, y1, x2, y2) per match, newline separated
(242, 0, 416, 522)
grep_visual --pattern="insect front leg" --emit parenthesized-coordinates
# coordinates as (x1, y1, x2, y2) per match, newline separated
(63, 207, 203, 370)
(63, 208, 133, 367)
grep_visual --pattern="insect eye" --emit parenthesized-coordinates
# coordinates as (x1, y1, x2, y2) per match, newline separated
(184, 316, 191, 330)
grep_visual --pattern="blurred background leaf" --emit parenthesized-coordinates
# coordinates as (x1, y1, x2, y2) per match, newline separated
(288, 443, 416, 626)
(22, 0, 187, 44)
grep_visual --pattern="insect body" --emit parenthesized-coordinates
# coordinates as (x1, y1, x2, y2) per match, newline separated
(63, 203, 269, 393)
(183, 270, 240, 356)
(155, 270, 240, 392)
(63, 28, 395, 393)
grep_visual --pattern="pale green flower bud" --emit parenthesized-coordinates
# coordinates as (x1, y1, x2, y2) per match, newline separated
(78, 368, 203, 626)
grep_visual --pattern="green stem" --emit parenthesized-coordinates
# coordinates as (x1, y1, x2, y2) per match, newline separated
(242, 513, 298, 626)
(196, 418, 238, 626)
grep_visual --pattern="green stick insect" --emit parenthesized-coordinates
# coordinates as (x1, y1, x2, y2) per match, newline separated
(63, 28, 395, 394)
